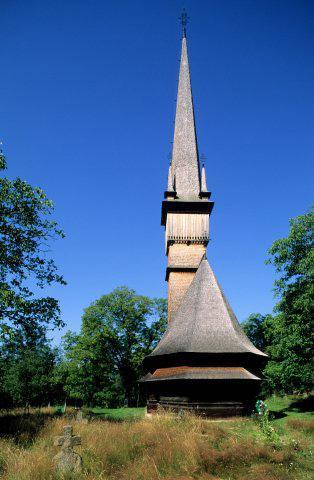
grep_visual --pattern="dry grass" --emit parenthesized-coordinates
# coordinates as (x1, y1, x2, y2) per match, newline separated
(286, 418, 314, 434)
(0, 412, 312, 480)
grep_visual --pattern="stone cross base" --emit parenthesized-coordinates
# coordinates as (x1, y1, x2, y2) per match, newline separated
(53, 449, 82, 473)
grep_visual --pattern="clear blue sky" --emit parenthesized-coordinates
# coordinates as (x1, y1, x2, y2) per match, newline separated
(1, 0, 313, 343)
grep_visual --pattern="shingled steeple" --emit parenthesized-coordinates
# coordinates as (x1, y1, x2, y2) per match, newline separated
(171, 35, 201, 198)
(162, 26, 214, 323)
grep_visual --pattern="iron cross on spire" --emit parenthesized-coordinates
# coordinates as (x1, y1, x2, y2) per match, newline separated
(179, 8, 189, 38)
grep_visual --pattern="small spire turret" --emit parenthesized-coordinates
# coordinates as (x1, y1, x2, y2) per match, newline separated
(201, 164, 208, 192)
(165, 164, 176, 199)
(199, 163, 211, 199)
(167, 164, 174, 191)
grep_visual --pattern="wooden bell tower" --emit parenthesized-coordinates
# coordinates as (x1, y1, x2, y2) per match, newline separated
(161, 29, 213, 323)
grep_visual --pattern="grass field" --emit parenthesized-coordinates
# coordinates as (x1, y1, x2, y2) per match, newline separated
(267, 395, 313, 422)
(90, 406, 145, 420)
(89, 395, 313, 423)
(0, 396, 312, 480)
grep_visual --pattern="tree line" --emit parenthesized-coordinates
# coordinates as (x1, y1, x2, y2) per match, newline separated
(0, 152, 313, 408)
(0, 287, 166, 408)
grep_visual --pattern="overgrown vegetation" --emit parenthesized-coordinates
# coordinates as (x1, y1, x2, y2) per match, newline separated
(0, 396, 312, 480)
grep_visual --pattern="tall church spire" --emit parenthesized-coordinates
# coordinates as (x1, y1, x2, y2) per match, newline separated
(171, 29, 200, 198)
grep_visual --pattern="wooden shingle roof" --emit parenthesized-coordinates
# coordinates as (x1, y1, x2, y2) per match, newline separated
(148, 258, 267, 358)
(171, 35, 201, 199)
(141, 366, 260, 382)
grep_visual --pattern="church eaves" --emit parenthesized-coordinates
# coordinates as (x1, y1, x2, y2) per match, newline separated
(171, 35, 201, 199)
(149, 257, 267, 358)
(141, 366, 261, 382)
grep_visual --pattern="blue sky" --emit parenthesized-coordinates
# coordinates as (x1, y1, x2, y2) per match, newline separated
(1, 0, 313, 343)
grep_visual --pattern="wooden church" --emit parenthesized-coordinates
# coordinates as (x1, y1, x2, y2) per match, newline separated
(140, 18, 267, 416)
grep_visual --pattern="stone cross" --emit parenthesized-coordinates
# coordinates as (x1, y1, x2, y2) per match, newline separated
(76, 409, 88, 424)
(53, 425, 82, 473)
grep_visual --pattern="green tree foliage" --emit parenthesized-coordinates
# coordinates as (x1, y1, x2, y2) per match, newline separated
(0, 152, 66, 343)
(242, 313, 274, 352)
(0, 334, 64, 408)
(244, 209, 313, 394)
(264, 208, 314, 394)
(2, 347, 55, 408)
(56, 330, 122, 407)
(61, 287, 167, 407)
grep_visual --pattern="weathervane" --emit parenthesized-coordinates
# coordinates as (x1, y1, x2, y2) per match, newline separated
(200, 153, 207, 166)
(179, 8, 189, 38)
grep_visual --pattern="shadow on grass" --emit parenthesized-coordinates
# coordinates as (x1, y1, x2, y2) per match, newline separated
(286, 395, 314, 413)
(0, 411, 55, 445)
(268, 394, 313, 421)
(269, 410, 287, 420)
(0, 408, 80, 445)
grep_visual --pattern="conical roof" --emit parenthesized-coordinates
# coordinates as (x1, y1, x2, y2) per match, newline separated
(171, 36, 200, 199)
(149, 258, 267, 358)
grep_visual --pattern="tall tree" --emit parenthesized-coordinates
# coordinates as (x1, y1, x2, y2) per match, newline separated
(263, 208, 314, 393)
(58, 330, 121, 407)
(244, 209, 313, 394)
(2, 346, 57, 408)
(62, 287, 167, 407)
(0, 331, 64, 408)
(0, 152, 66, 342)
